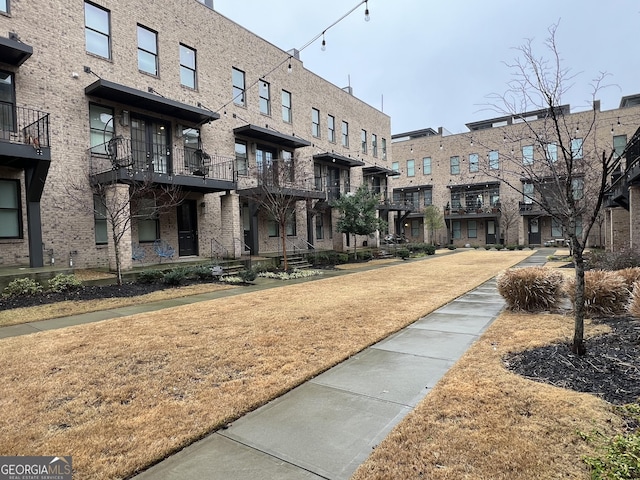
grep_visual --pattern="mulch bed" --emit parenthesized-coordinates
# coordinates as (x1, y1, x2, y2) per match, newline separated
(505, 316, 640, 405)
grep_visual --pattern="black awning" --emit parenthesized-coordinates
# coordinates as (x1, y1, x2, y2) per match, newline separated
(363, 165, 396, 176)
(233, 124, 310, 149)
(85, 79, 219, 124)
(313, 152, 365, 168)
(0, 35, 33, 67)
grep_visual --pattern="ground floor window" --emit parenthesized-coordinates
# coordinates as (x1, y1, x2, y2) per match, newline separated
(93, 195, 107, 244)
(268, 217, 278, 237)
(467, 220, 477, 238)
(316, 214, 324, 240)
(411, 219, 420, 237)
(452, 220, 461, 239)
(551, 218, 562, 237)
(0, 179, 22, 238)
(286, 211, 296, 236)
(137, 198, 159, 242)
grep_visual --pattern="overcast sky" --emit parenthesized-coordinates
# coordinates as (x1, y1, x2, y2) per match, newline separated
(214, 0, 640, 136)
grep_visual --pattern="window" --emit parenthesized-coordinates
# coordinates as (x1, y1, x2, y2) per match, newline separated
(89, 104, 114, 154)
(450, 156, 460, 175)
(489, 150, 499, 170)
(0, 0, 7, 13)
(575, 216, 583, 237)
(183, 127, 201, 173)
(281, 90, 292, 123)
(0, 71, 14, 132)
(423, 157, 431, 175)
(467, 220, 477, 239)
(546, 143, 558, 162)
(93, 195, 107, 245)
(469, 153, 478, 173)
(286, 211, 296, 236)
(372, 134, 378, 157)
(411, 220, 420, 237)
(314, 213, 325, 240)
(179, 44, 196, 89)
(361, 130, 367, 154)
(451, 192, 461, 210)
(423, 189, 432, 206)
(267, 217, 279, 237)
(523, 183, 534, 204)
(522, 145, 534, 165)
(407, 159, 415, 177)
(452, 220, 461, 239)
(137, 25, 158, 75)
(314, 164, 323, 190)
(572, 178, 584, 200)
(327, 115, 335, 142)
(382, 138, 387, 160)
(311, 108, 320, 137)
(571, 138, 583, 159)
(232, 68, 246, 106)
(235, 140, 247, 175)
(391, 161, 399, 176)
(197, 0, 213, 8)
(85, 2, 110, 59)
(259, 80, 271, 115)
(0, 179, 22, 238)
(137, 198, 159, 242)
(281, 150, 294, 183)
(341, 121, 349, 147)
(551, 218, 562, 237)
(613, 135, 627, 160)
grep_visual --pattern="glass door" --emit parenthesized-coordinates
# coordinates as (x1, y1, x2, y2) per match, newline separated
(131, 116, 171, 173)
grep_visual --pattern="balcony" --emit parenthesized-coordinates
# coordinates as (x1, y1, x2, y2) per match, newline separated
(446, 204, 501, 219)
(88, 137, 236, 193)
(0, 105, 51, 165)
(238, 163, 324, 201)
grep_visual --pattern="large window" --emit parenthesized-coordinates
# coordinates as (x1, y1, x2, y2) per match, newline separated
(391, 161, 399, 176)
(0, 179, 22, 238)
(93, 195, 107, 245)
(361, 130, 367, 154)
(406, 159, 415, 177)
(523, 183, 534, 204)
(469, 153, 478, 173)
(286, 211, 296, 236)
(450, 156, 460, 175)
(423, 189, 432, 206)
(137, 198, 159, 242)
(546, 143, 558, 162)
(316, 214, 324, 240)
(571, 138, 583, 159)
(85, 2, 110, 59)
(0, 71, 15, 132)
(572, 178, 584, 200)
(311, 108, 320, 137)
(489, 150, 499, 170)
(522, 145, 534, 165)
(551, 218, 562, 237)
(235, 140, 247, 175)
(89, 104, 114, 153)
(232, 68, 246, 106)
(137, 25, 158, 75)
(327, 115, 335, 142)
(372, 134, 378, 157)
(341, 121, 349, 147)
(179, 44, 197, 89)
(452, 220, 461, 239)
(411, 220, 420, 237)
(467, 220, 477, 239)
(259, 80, 271, 115)
(281, 90, 292, 123)
(0, 0, 8, 13)
(613, 135, 627, 160)
(423, 157, 431, 175)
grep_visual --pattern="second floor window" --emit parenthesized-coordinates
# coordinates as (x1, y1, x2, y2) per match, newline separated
(613, 135, 627, 160)
(89, 103, 113, 153)
(391, 161, 399, 176)
(259, 81, 271, 115)
(423, 189, 432, 206)
(522, 145, 534, 165)
(450, 156, 460, 175)
(571, 138, 583, 159)
(523, 183, 534, 204)
(372, 134, 378, 157)
(407, 159, 415, 177)
(137, 25, 158, 75)
(423, 157, 431, 175)
(312, 108, 320, 137)
(282, 90, 292, 123)
(327, 115, 335, 142)
(179, 44, 197, 89)
(232, 68, 246, 106)
(469, 153, 478, 173)
(341, 121, 349, 147)
(489, 150, 499, 170)
(361, 130, 367, 154)
(85, 2, 110, 59)
(546, 143, 558, 162)
(235, 141, 247, 175)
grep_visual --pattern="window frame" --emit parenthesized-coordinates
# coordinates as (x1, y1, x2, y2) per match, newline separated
(84, 1, 111, 59)
(391, 161, 399, 176)
(179, 43, 197, 89)
(452, 220, 461, 239)
(0, 0, 8, 14)
(89, 103, 114, 154)
(372, 134, 378, 157)
(361, 129, 367, 154)
(259, 80, 271, 115)
(423, 157, 431, 175)
(0, 70, 16, 133)
(311, 108, 320, 138)
(523, 182, 534, 204)
(571, 138, 583, 159)
(613, 135, 627, 160)
(489, 150, 499, 170)
(406, 159, 415, 177)
(546, 143, 558, 163)
(136, 198, 160, 243)
(232, 67, 246, 106)
(423, 189, 432, 206)
(341, 121, 349, 147)
(467, 220, 477, 239)
(315, 213, 324, 240)
(551, 218, 562, 237)
(522, 145, 534, 165)
(137, 24, 158, 76)
(327, 115, 335, 143)
(235, 140, 248, 176)
(450, 156, 460, 175)
(286, 210, 296, 236)
(93, 194, 107, 245)
(382, 138, 387, 161)
(0, 178, 22, 239)
(469, 153, 479, 173)
(281, 90, 292, 123)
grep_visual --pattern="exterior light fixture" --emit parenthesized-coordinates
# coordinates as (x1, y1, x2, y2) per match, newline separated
(321, 33, 326, 51)
(364, 1, 370, 21)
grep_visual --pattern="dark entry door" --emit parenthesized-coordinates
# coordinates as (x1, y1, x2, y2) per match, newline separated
(528, 218, 541, 245)
(177, 200, 198, 256)
(486, 220, 496, 244)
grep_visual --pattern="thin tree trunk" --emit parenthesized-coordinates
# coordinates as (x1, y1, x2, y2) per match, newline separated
(353, 234, 357, 260)
(572, 238, 586, 355)
(113, 234, 123, 286)
(281, 227, 288, 271)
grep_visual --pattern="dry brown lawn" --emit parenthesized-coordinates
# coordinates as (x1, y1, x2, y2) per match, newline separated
(351, 312, 619, 480)
(0, 250, 528, 480)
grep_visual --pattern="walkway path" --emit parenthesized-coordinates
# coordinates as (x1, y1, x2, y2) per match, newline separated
(132, 250, 549, 480)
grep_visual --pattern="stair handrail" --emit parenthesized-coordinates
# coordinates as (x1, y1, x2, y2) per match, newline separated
(210, 237, 228, 260)
(233, 237, 252, 269)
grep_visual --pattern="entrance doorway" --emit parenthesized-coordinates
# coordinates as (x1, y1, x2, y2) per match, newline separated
(486, 220, 496, 244)
(177, 200, 198, 256)
(528, 218, 541, 245)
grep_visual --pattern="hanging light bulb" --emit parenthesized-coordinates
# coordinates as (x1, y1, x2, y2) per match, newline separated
(321, 33, 326, 51)
(364, 0, 370, 21)
(287, 57, 292, 73)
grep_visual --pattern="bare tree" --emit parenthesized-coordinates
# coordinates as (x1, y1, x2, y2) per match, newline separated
(498, 199, 520, 245)
(482, 23, 640, 354)
(423, 205, 445, 245)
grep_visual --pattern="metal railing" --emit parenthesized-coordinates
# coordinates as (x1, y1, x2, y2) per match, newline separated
(0, 104, 50, 149)
(210, 238, 229, 260)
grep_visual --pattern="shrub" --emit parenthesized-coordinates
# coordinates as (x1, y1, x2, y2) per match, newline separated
(190, 265, 215, 280)
(397, 248, 410, 259)
(136, 269, 164, 284)
(588, 248, 640, 271)
(484, 244, 492, 250)
(447, 245, 457, 250)
(337, 253, 349, 264)
(628, 281, 640, 318)
(163, 268, 187, 286)
(495, 244, 505, 251)
(47, 274, 82, 293)
(239, 268, 257, 283)
(3, 277, 43, 296)
(506, 245, 517, 251)
(496, 267, 564, 312)
(617, 267, 640, 288)
(565, 270, 629, 316)
(410, 243, 436, 255)
(516, 245, 525, 250)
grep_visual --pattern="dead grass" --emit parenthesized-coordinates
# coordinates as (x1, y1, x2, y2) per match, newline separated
(335, 258, 398, 270)
(351, 312, 618, 480)
(0, 250, 529, 480)
(0, 283, 235, 327)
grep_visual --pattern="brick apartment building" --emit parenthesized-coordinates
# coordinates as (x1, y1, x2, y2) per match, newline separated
(0, 0, 393, 271)
(390, 97, 640, 250)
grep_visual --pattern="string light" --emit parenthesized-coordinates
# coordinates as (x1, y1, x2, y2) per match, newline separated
(321, 32, 326, 51)
(364, 0, 370, 21)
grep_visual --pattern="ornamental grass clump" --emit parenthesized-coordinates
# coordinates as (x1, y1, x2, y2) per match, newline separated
(565, 270, 629, 317)
(616, 267, 640, 288)
(496, 266, 564, 312)
(628, 281, 640, 318)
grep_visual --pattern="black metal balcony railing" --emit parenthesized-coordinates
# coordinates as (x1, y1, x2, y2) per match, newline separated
(88, 137, 235, 182)
(0, 104, 50, 150)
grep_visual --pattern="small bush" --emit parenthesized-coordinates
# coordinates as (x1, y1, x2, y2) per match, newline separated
(516, 245, 525, 250)
(484, 244, 492, 250)
(397, 248, 410, 259)
(189, 265, 215, 280)
(496, 267, 564, 312)
(447, 245, 457, 250)
(506, 245, 517, 251)
(588, 248, 640, 271)
(617, 267, 640, 288)
(136, 270, 164, 284)
(3, 277, 43, 296)
(47, 274, 82, 293)
(410, 243, 436, 255)
(495, 244, 505, 251)
(163, 269, 187, 286)
(337, 253, 349, 264)
(565, 270, 629, 317)
(239, 268, 257, 283)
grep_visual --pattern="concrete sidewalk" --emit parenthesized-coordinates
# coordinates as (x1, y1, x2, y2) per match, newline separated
(134, 250, 549, 480)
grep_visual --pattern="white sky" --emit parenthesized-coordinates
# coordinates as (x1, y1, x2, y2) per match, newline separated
(214, 0, 640, 135)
